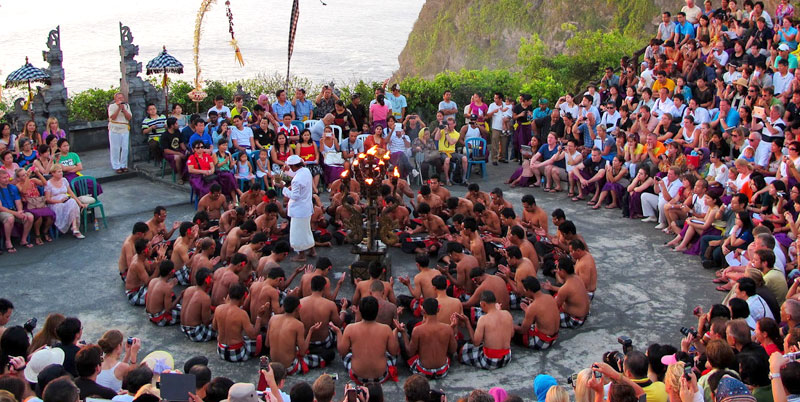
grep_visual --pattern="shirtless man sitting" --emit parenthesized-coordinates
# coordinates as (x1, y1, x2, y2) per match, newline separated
(212, 283, 268, 362)
(334, 196, 363, 231)
(466, 183, 491, 206)
(438, 242, 479, 300)
(397, 254, 440, 318)
(513, 277, 560, 350)
(428, 176, 451, 207)
(267, 295, 323, 375)
(250, 268, 290, 317)
(508, 225, 539, 266)
(352, 261, 396, 307)
(381, 196, 409, 230)
(237, 232, 267, 271)
(445, 197, 474, 219)
(332, 296, 401, 385)
(461, 217, 487, 268)
(489, 188, 513, 217)
(256, 242, 300, 286)
(299, 276, 346, 366)
(255, 203, 283, 237)
(211, 253, 249, 306)
(299, 257, 346, 300)
(367, 281, 398, 327)
(382, 175, 414, 204)
(496, 246, 536, 309)
(474, 203, 502, 237)
(145, 206, 180, 242)
(416, 185, 443, 217)
(546, 256, 590, 329)
(432, 275, 462, 325)
(145, 261, 182, 327)
(397, 298, 457, 379)
(570, 239, 597, 299)
(125, 239, 166, 306)
(180, 268, 216, 342)
(188, 237, 219, 286)
(462, 268, 510, 324)
(400, 203, 448, 255)
(221, 220, 257, 263)
(521, 194, 549, 238)
(454, 290, 514, 370)
(118, 222, 149, 282)
(170, 222, 197, 286)
(197, 184, 229, 222)
(219, 207, 246, 238)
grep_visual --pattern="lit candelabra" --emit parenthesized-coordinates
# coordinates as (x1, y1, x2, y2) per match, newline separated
(347, 145, 394, 251)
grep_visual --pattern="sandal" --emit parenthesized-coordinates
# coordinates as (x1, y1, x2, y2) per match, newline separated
(44, 235, 53, 242)
(552, 188, 562, 193)
(712, 277, 727, 284)
(73, 230, 85, 239)
(567, 192, 576, 197)
(34, 238, 43, 246)
(5, 247, 16, 254)
(715, 283, 733, 292)
(571, 196, 585, 202)
(20, 242, 33, 248)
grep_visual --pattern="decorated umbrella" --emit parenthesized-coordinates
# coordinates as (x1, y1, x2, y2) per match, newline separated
(146, 46, 184, 113)
(4, 56, 51, 120)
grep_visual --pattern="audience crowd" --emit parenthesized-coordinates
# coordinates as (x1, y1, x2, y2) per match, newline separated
(5, 0, 800, 401)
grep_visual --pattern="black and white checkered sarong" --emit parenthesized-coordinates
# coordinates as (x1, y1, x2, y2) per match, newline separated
(148, 305, 181, 327)
(175, 265, 191, 286)
(126, 287, 147, 306)
(217, 337, 256, 362)
(459, 343, 511, 370)
(181, 324, 217, 342)
(559, 311, 586, 329)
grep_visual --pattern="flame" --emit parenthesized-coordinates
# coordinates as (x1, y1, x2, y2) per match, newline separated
(365, 178, 374, 185)
(378, 160, 385, 166)
(352, 160, 359, 166)
(393, 167, 400, 177)
(357, 153, 366, 159)
(341, 170, 348, 178)
(366, 146, 378, 156)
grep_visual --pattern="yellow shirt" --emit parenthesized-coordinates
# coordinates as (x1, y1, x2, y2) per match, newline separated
(438, 129, 460, 156)
(652, 79, 676, 93)
(631, 378, 668, 402)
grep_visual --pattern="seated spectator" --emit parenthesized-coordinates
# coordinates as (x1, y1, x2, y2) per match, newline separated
(45, 164, 86, 239)
(0, 170, 34, 252)
(187, 140, 224, 199)
(55, 139, 102, 196)
(74, 344, 117, 400)
(14, 168, 54, 245)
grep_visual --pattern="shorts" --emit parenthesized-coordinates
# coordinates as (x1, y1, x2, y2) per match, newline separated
(126, 287, 147, 306)
(459, 344, 511, 370)
(217, 336, 259, 362)
(521, 326, 558, 350)
(408, 356, 450, 379)
(148, 305, 181, 326)
(343, 352, 398, 385)
(0, 211, 24, 223)
(181, 324, 217, 342)
(175, 265, 191, 286)
(559, 311, 587, 329)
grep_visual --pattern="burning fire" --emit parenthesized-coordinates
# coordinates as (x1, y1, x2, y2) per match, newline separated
(366, 146, 378, 156)
(341, 170, 348, 178)
(393, 167, 400, 177)
(365, 178, 374, 185)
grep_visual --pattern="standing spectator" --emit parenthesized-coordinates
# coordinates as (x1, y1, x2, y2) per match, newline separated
(230, 95, 251, 123)
(314, 85, 338, 118)
(438, 91, 459, 123)
(0, 172, 33, 252)
(657, 12, 676, 42)
(293, 88, 314, 121)
(108, 93, 132, 174)
(513, 94, 535, 162)
(370, 95, 391, 131)
(487, 93, 509, 164)
(386, 84, 407, 121)
(347, 94, 368, 130)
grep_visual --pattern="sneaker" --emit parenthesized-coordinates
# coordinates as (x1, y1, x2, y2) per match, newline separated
(641, 216, 657, 223)
(654, 223, 667, 230)
(411, 169, 420, 177)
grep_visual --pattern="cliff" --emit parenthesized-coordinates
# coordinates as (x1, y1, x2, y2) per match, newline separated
(395, 0, 776, 79)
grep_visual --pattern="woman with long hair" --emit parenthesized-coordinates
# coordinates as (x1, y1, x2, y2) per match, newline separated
(28, 313, 65, 353)
(15, 168, 55, 245)
(42, 117, 66, 140)
(45, 164, 86, 239)
(16, 120, 41, 153)
(270, 132, 292, 176)
(755, 317, 783, 355)
(369, 94, 390, 131)
(295, 129, 321, 191)
(96, 329, 141, 392)
(0, 123, 15, 154)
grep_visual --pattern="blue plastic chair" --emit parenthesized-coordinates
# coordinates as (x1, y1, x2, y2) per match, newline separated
(465, 137, 488, 179)
(70, 175, 107, 231)
(292, 120, 306, 133)
(190, 187, 198, 209)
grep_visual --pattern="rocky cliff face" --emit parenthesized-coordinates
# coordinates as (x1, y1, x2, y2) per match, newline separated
(395, 0, 776, 78)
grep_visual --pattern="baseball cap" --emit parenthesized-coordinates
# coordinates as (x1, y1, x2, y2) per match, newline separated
(224, 383, 259, 402)
(286, 154, 303, 165)
(779, 43, 790, 51)
(470, 114, 478, 121)
(539, 98, 548, 104)
(25, 347, 65, 383)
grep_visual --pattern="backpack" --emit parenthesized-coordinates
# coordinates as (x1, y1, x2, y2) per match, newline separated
(450, 159, 463, 183)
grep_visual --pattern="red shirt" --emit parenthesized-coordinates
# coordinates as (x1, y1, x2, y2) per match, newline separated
(188, 153, 213, 171)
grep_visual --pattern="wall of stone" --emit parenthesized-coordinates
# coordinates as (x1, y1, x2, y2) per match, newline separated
(68, 120, 108, 153)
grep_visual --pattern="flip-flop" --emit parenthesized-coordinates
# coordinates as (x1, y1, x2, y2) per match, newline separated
(6, 247, 16, 254)
(712, 277, 727, 284)
(44, 235, 53, 242)
(34, 238, 43, 246)
(571, 196, 584, 202)
(552, 188, 562, 193)
(20, 242, 33, 248)
(716, 284, 733, 292)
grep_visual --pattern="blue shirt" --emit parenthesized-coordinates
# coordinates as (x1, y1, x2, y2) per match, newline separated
(538, 144, 565, 167)
(0, 184, 21, 211)
(675, 21, 695, 39)
(294, 99, 313, 121)
(712, 108, 740, 129)
(533, 107, 551, 120)
(272, 101, 295, 119)
(779, 26, 799, 50)
(188, 132, 213, 148)
(180, 126, 195, 145)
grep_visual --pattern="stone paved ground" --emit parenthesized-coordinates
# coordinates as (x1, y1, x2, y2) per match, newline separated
(0, 161, 719, 401)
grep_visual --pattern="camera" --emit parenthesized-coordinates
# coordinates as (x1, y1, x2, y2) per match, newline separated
(23, 318, 37, 333)
(680, 327, 698, 337)
(429, 390, 445, 402)
(439, 124, 446, 130)
(127, 337, 135, 346)
(260, 356, 271, 371)
(618, 336, 634, 354)
(785, 351, 800, 361)
(603, 351, 625, 372)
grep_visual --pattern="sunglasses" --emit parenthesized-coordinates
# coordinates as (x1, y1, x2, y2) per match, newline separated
(791, 148, 799, 151)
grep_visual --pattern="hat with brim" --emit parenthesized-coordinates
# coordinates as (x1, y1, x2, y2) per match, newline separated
(661, 353, 678, 366)
(734, 77, 749, 87)
(24, 347, 65, 383)
(779, 43, 790, 51)
(224, 383, 259, 402)
(286, 154, 304, 165)
(141, 351, 174, 374)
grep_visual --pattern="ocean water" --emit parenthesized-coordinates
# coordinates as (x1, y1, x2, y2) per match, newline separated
(0, 0, 425, 93)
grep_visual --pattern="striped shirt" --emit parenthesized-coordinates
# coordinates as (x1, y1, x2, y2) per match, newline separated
(142, 115, 167, 139)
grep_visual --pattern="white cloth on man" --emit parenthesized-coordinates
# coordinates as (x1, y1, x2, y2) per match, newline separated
(282, 162, 314, 252)
(108, 103, 131, 170)
(740, 139, 772, 167)
(642, 177, 682, 224)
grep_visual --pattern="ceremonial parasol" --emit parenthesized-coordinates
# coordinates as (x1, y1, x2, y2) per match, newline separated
(146, 46, 184, 113)
(4, 56, 51, 119)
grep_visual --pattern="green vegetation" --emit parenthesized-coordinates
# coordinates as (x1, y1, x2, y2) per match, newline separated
(67, 87, 119, 122)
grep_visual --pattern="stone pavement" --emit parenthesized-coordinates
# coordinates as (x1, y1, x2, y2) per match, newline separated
(0, 161, 720, 401)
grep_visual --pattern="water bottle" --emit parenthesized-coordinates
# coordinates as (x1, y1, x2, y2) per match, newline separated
(93, 218, 99, 231)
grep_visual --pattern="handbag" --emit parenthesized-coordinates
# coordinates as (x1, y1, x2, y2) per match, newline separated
(423, 149, 441, 162)
(202, 174, 218, 183)
(324, 152, 345, 166)
(26, 196, 46, 209)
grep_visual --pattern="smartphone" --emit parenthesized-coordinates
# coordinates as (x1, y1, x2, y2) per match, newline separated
(260, 356, 270, 371)
(346, 385, 357, 402)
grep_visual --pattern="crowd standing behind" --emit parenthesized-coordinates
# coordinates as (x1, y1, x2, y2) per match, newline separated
(4, 1, 800, 402)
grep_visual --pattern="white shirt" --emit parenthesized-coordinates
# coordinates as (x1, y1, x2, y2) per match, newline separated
(282, 167, 313, 218)
(488, 102, 506, 130)
(652, 97, 675, 118)
(682, 5, 703, 23)
(503, 102, 514, 118)
(559, 103, 580, 120)
(707, 163, 729, 185)
(659, 177, 682, 203)
(779, 155, 800, 179)
(640, 68, 655, 90)
(230, 126, 254, 149)
(464, 125, 482, 141)
(740, 139, 772, 167)
(723, 71, 742, 85)
(746, 294, 774, 322)
(600, 110, 621, 129)
(207, 105, 231, 119)
(773, 71, 795, 95)
(711, 50, 729, 67)
(565, 150, 583, 173)
(684, 107, 711, 126)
